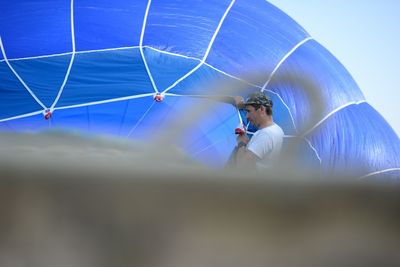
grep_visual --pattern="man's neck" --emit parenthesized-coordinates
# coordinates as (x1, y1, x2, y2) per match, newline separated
(258, 117, 273, 129)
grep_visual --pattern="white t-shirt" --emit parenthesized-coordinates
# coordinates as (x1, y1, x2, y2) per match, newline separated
(246, 123, 284, 169)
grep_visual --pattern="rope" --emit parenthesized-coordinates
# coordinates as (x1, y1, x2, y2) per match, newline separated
(126, 100, 156, 137)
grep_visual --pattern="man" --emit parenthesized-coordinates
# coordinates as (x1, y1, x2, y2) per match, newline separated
(233, 92, 284, 170)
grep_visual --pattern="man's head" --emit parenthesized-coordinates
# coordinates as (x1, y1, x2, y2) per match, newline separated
(244, 92, 273, 128)
(244, 92, 273, 115)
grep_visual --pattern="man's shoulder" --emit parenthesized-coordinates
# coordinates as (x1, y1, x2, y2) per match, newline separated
(259, 123, 284, 136)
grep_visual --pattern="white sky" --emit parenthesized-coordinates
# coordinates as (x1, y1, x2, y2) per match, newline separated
(268, 0, 400, 137)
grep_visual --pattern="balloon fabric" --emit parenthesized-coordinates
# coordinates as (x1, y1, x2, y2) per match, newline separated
(0, 0, 399, 179)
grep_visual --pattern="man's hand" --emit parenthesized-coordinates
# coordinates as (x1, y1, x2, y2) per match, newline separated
(235, 133, 258, 169)
(233, 96, 245, 109)
(237, 132, 249, 146)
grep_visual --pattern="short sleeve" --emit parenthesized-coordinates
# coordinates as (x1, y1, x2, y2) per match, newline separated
(247, 131, 273, 159)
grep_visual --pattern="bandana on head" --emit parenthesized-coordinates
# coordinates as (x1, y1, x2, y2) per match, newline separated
(244, 92, 273, 107)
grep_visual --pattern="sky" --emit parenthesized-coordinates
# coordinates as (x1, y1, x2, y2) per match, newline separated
(268, 0, 400, 137)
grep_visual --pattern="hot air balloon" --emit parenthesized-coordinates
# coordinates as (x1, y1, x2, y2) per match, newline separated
(1, 0, 399, 179)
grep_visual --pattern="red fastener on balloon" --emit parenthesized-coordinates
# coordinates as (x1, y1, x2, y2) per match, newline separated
(44, 111, 52, 120)
(154, 93, 164, 102)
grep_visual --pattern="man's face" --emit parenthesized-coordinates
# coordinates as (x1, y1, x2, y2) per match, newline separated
(245, 105, 261, 127)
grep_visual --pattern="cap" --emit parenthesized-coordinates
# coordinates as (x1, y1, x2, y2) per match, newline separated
(244, 92, 273, 107)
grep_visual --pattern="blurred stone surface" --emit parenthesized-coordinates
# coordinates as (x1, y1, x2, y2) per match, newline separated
(0, 132, 399, 267)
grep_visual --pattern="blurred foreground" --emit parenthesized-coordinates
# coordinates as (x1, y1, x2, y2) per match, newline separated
(0, 131, 399, 267)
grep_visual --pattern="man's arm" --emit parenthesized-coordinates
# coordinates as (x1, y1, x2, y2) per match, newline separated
(233, 96, 245, 109)
(235, 134, 259, 169)
(235, 144, 259, 169)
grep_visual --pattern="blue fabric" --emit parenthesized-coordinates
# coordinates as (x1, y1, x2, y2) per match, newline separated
(2, 113, 50, 132)
(143, 48, 199, 91)
(0, 0, 72, 58)
(0, 0, 398, 179)
(57, 49, 152, 106)
(267, 40, 365, 133)
(0, 62, 43, 118)
(144, 0, 232, 58)
(307, 102, 400, 177)
(207, 0, 309, 80)
(8, 55, 72, 107)
(74, 0, 147, 50)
